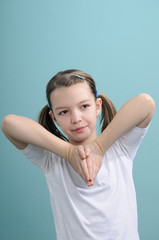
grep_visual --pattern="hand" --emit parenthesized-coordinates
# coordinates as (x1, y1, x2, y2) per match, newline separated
(66, 144, 90, 183)
(79, 142, 104, 187)
(66, 142, 104, 187)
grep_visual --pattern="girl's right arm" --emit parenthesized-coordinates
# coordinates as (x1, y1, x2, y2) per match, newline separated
(1, 114, 70, 155)
(1, 114, 90, 182)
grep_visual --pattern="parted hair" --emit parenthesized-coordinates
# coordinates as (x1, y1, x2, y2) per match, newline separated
(39, 69, 117, 141)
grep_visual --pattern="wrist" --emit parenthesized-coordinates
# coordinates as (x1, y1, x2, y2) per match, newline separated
(63, 142, 74, 163)
(92, 140, 105, 156)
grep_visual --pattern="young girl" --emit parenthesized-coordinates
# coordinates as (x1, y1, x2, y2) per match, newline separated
(1, 69, 155, 240)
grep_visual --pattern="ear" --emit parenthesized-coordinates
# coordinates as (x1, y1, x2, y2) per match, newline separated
(49, 111, 59, 125)
(96, 98, 102, 117)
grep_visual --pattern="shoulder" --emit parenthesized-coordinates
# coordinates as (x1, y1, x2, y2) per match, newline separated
(106, 124, 150, 161)
(120, 124, 150, 142)
(19, 144, 61, 174)
(136, 94, 155, 128)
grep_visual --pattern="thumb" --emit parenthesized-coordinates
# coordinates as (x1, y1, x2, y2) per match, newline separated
(77, 145, 86, 160)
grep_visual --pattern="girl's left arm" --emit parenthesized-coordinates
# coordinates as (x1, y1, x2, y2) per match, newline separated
(82, 93, 155, 185)
(94, 93, 155, 154)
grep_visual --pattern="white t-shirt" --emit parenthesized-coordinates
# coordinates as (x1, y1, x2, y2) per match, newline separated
(20, 125, 149, 240)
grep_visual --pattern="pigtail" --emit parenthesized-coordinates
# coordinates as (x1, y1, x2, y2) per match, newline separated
(38, 105, 68, 142)
(99, 93, 117, 132)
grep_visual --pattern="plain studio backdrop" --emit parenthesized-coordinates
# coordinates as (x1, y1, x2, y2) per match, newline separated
(0, 0, 159, 239)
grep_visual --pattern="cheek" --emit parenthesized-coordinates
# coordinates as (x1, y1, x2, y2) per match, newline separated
(56, 116, 70, 128)
(91, 106, 98, 118)
(86, 110, 97, 124)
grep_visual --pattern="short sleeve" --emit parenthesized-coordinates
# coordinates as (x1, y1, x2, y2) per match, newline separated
(117, 124, 150, 161)
(19, 144, 54, 174)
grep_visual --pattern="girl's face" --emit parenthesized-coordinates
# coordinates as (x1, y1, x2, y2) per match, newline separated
(49, 82, 102, 145)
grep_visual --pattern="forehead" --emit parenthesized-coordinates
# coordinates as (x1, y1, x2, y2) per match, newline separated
(50, 82, 94, 109)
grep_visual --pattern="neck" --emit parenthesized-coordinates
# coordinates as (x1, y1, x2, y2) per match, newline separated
(69, 133, 97, 146)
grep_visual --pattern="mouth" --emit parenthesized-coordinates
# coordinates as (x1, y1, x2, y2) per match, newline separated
(72, 126, 87, 133)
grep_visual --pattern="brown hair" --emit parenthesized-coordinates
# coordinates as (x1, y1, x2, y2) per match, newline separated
(39, 69, 117, 141)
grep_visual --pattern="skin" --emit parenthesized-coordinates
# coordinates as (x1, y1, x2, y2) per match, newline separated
(1, 81, 155, 186)
(49, 82, 102, 146)
(49, 83, 155, 186)
(49, 82, 102, 186)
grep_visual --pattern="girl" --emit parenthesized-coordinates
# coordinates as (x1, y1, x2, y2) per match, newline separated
(1, 69, 155, 240)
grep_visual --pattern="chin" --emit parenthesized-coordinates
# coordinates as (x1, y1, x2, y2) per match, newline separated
(73, 137, 93, 146)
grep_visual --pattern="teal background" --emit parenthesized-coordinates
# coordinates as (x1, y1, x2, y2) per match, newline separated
(0, 0, 159, 239)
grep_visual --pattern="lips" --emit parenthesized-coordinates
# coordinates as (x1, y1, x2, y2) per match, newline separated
(72, 126, 87, 133)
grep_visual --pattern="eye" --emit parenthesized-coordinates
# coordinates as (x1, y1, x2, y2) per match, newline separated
(59, 110, 68, 115)
(81, 104, 89, 109)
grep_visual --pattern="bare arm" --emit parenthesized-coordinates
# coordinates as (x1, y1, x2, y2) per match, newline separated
(95, 93, 155, 154)
(1, 115, 70, 154)
(82, 93, 155, 185)
(1, 114, 90, 182)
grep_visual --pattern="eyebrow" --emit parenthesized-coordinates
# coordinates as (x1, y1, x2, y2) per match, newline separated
(55, 99, 91, 111)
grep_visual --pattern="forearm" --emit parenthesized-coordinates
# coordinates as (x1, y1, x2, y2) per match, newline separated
(1, 114, 71, 159)
(95, 93, 155, 153)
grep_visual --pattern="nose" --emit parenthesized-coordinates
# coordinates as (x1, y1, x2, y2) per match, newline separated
(71, 110, 82, 124)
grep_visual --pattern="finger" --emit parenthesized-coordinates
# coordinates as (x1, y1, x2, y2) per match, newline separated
(91, 157, 96, 184)
(88, 179, 94, 187)
(75, 159, 88, 183)
(80, 159, 90, 182)
(77, 145, 86, 160)
(77, 163, 88, 182)
(86, 155, 93, 181)
(79, 146, 91, 182)
(84, 145, 90, 157)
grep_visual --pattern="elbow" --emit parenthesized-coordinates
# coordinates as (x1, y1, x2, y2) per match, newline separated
(139, 93, 155, 115)
(1, 114, 16, 135)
